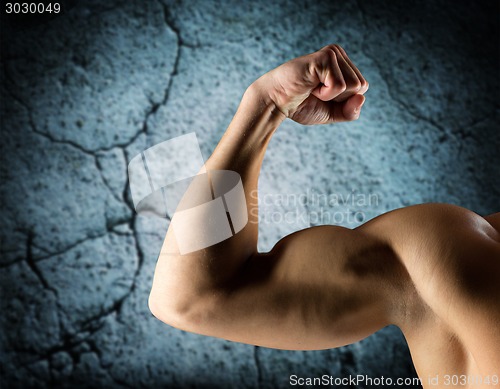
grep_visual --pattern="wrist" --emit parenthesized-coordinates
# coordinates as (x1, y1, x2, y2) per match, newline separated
(245, 79, 287, 122)
(205, 79, 286, 171)
(223, 81, 285, 151)
(250, 72, 311, 119)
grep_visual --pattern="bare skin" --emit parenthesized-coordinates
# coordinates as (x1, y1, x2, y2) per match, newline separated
(149, 44, 500, 388)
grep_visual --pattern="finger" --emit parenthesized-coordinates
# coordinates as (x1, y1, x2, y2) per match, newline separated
(333, 45, 369, 94)
(326, 46, 362, 102)
(311, 50, 346, 101)
(330, 93, 365, 123)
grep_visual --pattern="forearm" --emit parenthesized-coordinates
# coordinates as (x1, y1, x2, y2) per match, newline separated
(204, 80, 286, 228)
(150, 81, 285, 310)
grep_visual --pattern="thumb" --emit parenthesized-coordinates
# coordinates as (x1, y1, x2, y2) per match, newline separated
(342, 94, 365, 121)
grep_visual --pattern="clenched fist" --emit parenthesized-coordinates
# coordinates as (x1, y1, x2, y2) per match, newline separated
(253, 44, 369, 125)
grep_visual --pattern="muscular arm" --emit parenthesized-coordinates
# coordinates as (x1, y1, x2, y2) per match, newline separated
(148, 45, 398, 350)
(148, 45, 500, 353)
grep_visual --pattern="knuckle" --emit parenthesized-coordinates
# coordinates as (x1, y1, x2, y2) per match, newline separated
(325, 44, 341, 53)
(337, 81, 347, 93)
(310, 50, 329, 70)
(320, 44, 334, 54)
(353, 80, 362, 91)
(315, 50, 330, 62)
(333, 44, 346, 55)
(358, 79, 369, 94)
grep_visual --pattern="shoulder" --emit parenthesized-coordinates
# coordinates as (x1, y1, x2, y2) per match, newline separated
(360, 202, 499, 240)
(359, 203, 500, 265)
(359, 202, 500, 331)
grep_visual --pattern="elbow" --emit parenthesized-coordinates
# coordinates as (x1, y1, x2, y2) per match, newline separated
(148, 286, 220, 335)
(148, 291, 172, 324)
(148, 287, 190, 330)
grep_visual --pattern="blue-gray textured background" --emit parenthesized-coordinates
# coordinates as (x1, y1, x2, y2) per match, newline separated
(1, 0, 499, 388)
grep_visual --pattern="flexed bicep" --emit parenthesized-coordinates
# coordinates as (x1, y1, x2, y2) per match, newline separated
(152, 225, 403, 350)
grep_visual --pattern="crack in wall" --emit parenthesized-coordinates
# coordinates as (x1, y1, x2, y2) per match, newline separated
(1, 105, 143, 382)
(24, 231, 58, 296)
(3, 59, 153, 156)
(94, 154, 127, 205)
(157, 0, 253, 49)
(17, 318, 107, 370)
(0, 228, 117, 269)
(133, 0, 185, 152)
(253, 346, 263, 389)
(159, 0, 195, 49)
(338, 348, 356, 377)
(84, 336, 135, 389)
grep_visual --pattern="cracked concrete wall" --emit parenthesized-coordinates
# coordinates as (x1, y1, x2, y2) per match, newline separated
(1, 0, 498, 388)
